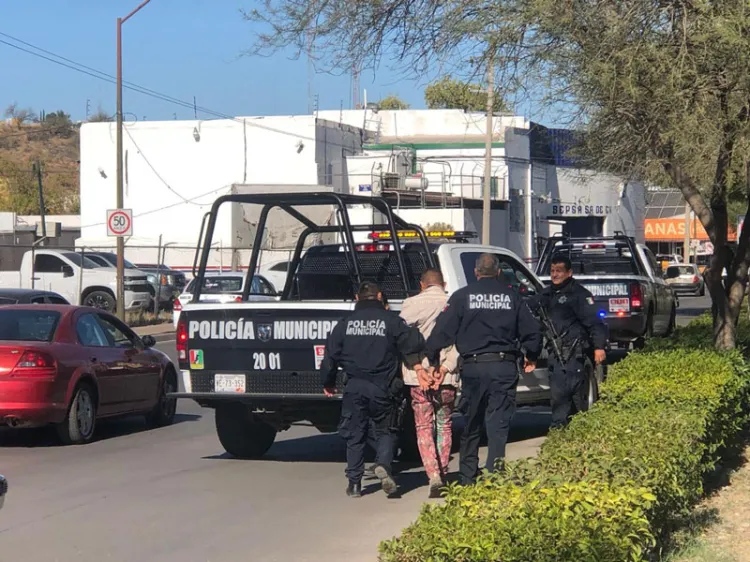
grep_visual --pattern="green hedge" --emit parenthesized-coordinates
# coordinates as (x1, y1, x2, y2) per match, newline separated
(379, 320, 750, 562)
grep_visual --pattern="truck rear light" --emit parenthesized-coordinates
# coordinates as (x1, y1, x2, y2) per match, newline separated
(233, 296, 242, 303)
(173, 298, 182, 312)
(176, 318, 188, 365)
(10, 350, 56, 378)
(630, 282, 643, 309)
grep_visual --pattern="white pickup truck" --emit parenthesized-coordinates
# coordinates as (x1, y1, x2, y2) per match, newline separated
(0, 249, 152, 313)
(171, 193, 604, 460)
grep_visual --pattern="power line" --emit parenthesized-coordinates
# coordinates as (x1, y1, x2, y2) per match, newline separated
(0, 31, 363, 151)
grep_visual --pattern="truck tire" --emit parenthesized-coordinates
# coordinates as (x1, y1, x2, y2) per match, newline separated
(83, 290, 116, 313)
(397, 405, 420, 462)
(666, 305, 676, 336)
(215, 404, 277, 459)
(585, 358, 600, 410)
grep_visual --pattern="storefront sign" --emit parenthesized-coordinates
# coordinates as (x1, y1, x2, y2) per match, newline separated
(645, 217, 736, 242)
(549, 204, 613, 216)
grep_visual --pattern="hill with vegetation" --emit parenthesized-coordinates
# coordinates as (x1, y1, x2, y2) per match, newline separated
(0, 104, 110, 215)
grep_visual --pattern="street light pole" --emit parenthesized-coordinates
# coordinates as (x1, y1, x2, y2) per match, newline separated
(116, 0, 152, 321)
(482, 51, 494, 245)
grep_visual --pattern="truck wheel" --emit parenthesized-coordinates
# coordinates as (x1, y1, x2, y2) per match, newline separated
(699, 285, 705, 296)
(397, 406, 420, 462)
(83, 290, 116, 313)
(215, 404, 277, 459)
(666, 305, 676, 336)
(585, 359, 600, 410)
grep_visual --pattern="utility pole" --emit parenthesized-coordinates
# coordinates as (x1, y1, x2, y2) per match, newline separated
(34, 161, 47, 239)
(683, 200, 691, 263)
(482, 50, 495, 245)
(116, 0, 152, 320)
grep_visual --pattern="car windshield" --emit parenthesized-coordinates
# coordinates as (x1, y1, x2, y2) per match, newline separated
(93, 252, 137, 269)
(0, 310, 61, 342)
(185, 276, 244, 294)
(667, 266, 695, 277)
(60, 252, 99, 269)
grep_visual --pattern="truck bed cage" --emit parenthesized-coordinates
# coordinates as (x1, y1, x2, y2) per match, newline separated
(192, 192, 437, 302)
(537, 232, 640, 276)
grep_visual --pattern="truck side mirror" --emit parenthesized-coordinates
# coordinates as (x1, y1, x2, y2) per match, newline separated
(61, 265, 74, 278)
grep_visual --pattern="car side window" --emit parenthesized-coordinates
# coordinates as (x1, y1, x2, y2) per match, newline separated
(77, 314, 111, 347)
(30, 296, 46, 304)
(96, 315, 138, 348)
(458, 251, 537, 294)
(47, 296, 69, 304)
(35, 254, 66, 273)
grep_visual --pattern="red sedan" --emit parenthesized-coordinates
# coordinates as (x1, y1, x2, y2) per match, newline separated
(0, 305, 177, 444)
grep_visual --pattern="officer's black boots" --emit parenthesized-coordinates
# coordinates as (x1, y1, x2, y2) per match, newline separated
(373, 465, 398, 497)
(346, 481, 362, 498)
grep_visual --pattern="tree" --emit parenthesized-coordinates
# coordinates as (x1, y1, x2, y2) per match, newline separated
(4, 103, 37, 128)
(88, 107, 113, 123)
(425, 76, 507, 113)
(377, 95, 410, 110)
(241, 1, 750, 350)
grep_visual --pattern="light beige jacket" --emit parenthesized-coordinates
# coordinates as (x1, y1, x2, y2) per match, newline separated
(399, 285, 460, 387)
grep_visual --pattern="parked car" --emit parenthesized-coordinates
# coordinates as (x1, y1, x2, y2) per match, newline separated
(0, 288, 70, 305)
(172, 272, 277, 327)
(258, 260, 291, 292)
(0, 305, 178, 444)
(664, 263, 705, 296)
(0, 475, 6, 510)
(134, 264, 187, 310)
(0, 250, 151, 313)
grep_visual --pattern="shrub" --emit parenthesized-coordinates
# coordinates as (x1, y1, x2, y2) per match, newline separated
(379, 319, 750, 561)
(379, 480, 656, 562)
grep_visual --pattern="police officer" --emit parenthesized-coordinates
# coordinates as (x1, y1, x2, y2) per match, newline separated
(425, 254, 542, 485)
(533, 254, 607, 428)
(321, 281, 426, 498)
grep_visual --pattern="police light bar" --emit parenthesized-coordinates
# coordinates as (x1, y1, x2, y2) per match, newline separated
(368, 230, 477, 240)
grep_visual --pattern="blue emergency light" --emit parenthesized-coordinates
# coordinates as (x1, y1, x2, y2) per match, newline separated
(598, 310, 606, 318)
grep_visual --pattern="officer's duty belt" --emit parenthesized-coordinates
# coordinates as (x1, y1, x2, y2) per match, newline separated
(461, 352, 516, 363)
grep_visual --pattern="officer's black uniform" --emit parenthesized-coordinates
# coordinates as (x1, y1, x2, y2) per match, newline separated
(425, 276, 542, 485)
(533, 277, 607, 428)
(321, 298, 424, 495)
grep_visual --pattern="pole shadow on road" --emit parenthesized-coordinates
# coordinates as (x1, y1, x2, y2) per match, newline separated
(0, 412, 201, 448)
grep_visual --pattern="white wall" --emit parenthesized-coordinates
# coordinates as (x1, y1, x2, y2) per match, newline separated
(79, 116, 362, 268)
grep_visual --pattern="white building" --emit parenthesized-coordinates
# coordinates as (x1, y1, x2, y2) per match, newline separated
(78, 116, 361, 268)
(77, 109, 644, 271)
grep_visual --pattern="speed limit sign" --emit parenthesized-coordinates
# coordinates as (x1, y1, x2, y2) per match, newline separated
(106, 209, 133, 237)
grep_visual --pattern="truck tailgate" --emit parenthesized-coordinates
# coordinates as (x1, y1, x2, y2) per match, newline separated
(180, 302, 355, 398)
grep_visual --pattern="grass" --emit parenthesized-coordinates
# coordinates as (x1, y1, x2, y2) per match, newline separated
(125, 309, 173, 327)
(665, 439, 750, 562)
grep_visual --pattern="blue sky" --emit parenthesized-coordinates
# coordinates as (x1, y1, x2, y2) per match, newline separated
(0, 0, 548, 123)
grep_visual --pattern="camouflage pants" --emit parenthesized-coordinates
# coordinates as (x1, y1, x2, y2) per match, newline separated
(410, 386, 456, 481)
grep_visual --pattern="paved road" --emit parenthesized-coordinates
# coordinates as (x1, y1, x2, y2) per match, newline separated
(676, 294, 711, 326)
(0, 299, 708, 562)
(0, 341, 549, 562)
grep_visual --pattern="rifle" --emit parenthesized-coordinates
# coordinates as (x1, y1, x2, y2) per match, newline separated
(526, 301, 580, 364)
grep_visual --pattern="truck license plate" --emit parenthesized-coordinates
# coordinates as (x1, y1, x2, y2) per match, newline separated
(609, 298, 630, 312)
(214, 374, 246, 393)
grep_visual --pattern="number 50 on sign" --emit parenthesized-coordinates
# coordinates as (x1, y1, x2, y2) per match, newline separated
(106, 209, 133, 237)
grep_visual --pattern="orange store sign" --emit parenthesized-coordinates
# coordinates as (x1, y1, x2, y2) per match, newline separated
(645, 217, 736, 242)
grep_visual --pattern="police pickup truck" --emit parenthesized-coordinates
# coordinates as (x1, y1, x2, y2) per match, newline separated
(536, 233, 677, 347)
(172, 193, 601, 459)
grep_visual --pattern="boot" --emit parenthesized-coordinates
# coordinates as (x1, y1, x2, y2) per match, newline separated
(373, 465, 398, 498)
(428, 477, 444, 499)
(346, 481, 362, 498)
